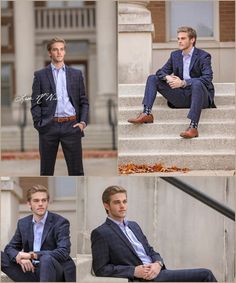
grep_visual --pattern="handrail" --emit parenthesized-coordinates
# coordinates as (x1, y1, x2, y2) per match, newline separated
(161, 177, 235, 221)
(107, 98, 117, 150)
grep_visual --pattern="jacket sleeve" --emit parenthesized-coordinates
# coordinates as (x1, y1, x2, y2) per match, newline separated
(91, 229, 135, 280)
(156, 53, 174, 80)
(185, 53, 213, 88)
(31, 72, 42, 129)
(4, 222, 23, 262)
(78, 71, 89, 124)
(36, 218, 71, 263)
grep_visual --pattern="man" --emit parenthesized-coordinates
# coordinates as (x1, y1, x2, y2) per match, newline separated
(128, 26, 215, 138)
(1, 185, 76, 282)
(91, 186, 217, 282)
(31, 37, 89, 175)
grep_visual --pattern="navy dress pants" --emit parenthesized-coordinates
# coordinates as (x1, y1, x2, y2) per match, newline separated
(142, 75, 211, 123)
(153, 268, 217, 282)
(1, 251, 64, 282)
(39, 120, 84, 176)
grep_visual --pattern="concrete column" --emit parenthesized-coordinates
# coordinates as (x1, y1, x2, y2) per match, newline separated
(13, 1, 35, 125)
(118, 1, 154, 83)
(1, 178, 23, 249)
(94, 0, 117, 124)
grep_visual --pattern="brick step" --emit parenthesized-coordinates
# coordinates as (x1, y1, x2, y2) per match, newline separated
(118, 121, 235, 137)
(118, 152, 235, 170)
(119, 137, 235, 152)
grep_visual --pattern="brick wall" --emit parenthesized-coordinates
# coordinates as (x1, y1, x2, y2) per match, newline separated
(147, 1, 166, 43)
(220, 1, 235, 41)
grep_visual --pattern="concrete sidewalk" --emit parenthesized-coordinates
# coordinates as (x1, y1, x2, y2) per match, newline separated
(1, 150, 118, 176)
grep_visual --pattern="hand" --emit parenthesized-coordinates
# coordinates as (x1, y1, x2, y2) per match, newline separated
(167, 75, 183, 89)
(143, 262, 162, 280)
(20, 259, 35, 273)
(134, 265, 150, 278)
(73, 123, 84, 131)
(16, 252, 31, 264)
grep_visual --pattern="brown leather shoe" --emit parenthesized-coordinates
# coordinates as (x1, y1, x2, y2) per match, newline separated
(180, 127, 199, 138)
(128, 113, 154, 124)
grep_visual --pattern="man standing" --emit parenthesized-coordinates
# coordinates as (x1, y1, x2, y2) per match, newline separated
(91, 186, 217, 281)
(128, 26, 215, 138)
(31, 37, 89, 175)
(1, 185, 76, 282)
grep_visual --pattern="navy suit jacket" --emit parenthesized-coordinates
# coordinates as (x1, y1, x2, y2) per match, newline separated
(91, 218, 165, 281)
(156, 47, 215, 103)
(31, 64, 89, 134)
(4, 211, 76, 282)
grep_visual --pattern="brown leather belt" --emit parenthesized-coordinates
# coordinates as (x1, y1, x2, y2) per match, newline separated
(53, 116, 76, 123)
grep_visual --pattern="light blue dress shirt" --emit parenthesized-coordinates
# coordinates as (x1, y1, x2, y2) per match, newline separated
(32, 211, 48, 252)
(108, 217, 152, 264)
(51, 63, 76, 117)
(182, 47, 194, 80)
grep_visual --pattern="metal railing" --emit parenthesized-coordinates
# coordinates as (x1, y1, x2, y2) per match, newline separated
(107, 98, 117, 150)
(161, 177, 235, 221)
(35, 6, 96, 32)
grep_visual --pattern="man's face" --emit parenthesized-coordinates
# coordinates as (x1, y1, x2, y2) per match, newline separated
(48, 42, 66, 64)
(177, 32, 195, 52)
(104, 193, 127, 222)
(27, 192, 49, 219)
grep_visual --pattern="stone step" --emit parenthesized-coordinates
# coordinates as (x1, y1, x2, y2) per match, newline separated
(118, 121, 235, 137)
(119, 83, 235, 96)
(119, 137, 235, 152)
(119, 106, 235, 122)
(119, 92, 235, 107)
(118, 152, 235, 170)
(1, 125, 116, 151)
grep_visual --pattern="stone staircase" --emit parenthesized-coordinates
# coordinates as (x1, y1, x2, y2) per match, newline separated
(118, 83, 235, 170)
(1, 124, 116, 151)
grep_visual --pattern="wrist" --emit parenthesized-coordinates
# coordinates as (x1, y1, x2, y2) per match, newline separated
(29, 252, 38, 260)
(155, 261, 163, 268)
(181, 80, 187, 88)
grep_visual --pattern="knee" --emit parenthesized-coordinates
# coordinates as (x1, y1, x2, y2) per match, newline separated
(191, 79, 204, 90)
(39, 254, 55, 266)
(1, 251, 10, 269)
(147, 74, 158, 84)
(201, 268, 215, 281)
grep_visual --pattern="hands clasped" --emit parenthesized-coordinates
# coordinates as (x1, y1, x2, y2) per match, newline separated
(16, 252, 35, 273)
(134, 262, 162, 280)
(166, 75, 184, 89)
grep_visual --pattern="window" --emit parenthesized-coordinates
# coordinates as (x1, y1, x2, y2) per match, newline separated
(1, 1, 8, 9)
(50, 177, 76, 200)
(169, 1, 215, 40)
(46, 1, 84, 8)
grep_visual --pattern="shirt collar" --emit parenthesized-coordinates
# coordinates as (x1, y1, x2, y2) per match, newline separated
(108, 216, 128, 227)
(32, 210, 48, 224)
(182, 47, 194, 57)
(50, 63, 65, 71)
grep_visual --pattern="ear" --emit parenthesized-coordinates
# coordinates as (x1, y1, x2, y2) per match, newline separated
(103, 202, 110, 212)
(27, 201, 32, 210)
(48, 51, 52, 58)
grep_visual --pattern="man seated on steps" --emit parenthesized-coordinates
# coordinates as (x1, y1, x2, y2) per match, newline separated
(91, 185, 217, 282)
(128, 26, 216, 139)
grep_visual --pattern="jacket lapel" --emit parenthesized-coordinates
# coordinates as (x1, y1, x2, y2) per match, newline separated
(28, 216, 34, 251)
(46, 65, 56, 95)
(106, 218, 141, 259)
(189, 47, 198, 73)
(40, 211, 53, 248)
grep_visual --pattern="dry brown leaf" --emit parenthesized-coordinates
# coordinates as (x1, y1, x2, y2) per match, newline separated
(119, 163, 190, 175)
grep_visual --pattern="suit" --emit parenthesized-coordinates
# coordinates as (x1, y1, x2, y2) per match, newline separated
(142, 47, 215, 123)
(91, 218, 217, 282)
(31, 64, 89, 175)
(1, 211, 76, 282)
